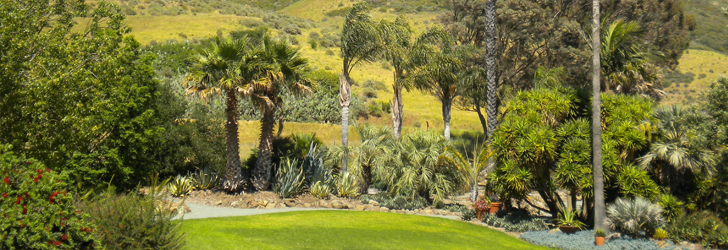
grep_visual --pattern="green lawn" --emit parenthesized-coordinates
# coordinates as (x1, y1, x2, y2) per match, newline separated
(179, 211, 550, 250)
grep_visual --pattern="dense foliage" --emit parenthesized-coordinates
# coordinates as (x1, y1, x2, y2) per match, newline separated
(0, 145, 97, 249)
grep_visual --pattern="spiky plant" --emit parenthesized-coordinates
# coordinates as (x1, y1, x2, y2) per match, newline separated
(440, 142, 494, 202)
(309, 181, 330, 199)
(336, 172, 360, 198)
(272, 158, 304, 198)
(556, 208, 587, 229)
(190, 167, 219, 191)
(606, 197, 665, 237)
(168, 175, 195, 197)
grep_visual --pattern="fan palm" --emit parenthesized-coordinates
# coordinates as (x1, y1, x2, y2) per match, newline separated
(184, 36, 261, 192)
(638, 106, 717, 191)
(440, 142, 494, 202)
(349, 124, 395, 191)
(340, 3, 382, 172)
(246, 36, 312, 191)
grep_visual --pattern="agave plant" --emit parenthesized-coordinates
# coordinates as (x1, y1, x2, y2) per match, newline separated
(556, 207, 586, 229)
(336, 172, 360, 198)
(273, 158, 304, 198)
(606, 197, 665, 237)
(168, 175, 195, 197)
(190, 168, 219, 191)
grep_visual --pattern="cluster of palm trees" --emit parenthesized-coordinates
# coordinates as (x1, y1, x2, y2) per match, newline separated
(184, 35, 311, 192)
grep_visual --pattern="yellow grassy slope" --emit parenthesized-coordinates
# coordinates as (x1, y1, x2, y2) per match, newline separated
(661, 49, 728, 106)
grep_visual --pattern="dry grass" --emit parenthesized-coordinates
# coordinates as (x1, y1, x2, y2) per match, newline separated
(661, 49, 728, 106)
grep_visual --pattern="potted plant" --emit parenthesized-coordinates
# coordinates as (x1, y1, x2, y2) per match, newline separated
(556, 208, 586, 234)
(487, 192, 502, 214)
(473, 196, 490, 220)
(594, 229, 606, 246)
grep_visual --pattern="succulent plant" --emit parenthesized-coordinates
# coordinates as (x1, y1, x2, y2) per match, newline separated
(652, 228, 668, 240)
(595, 229, 606, 237)
(556, 208, 586, 229)
(190, 167, 219, 191)
(336, 172, 360, 198)
(309, 180, 330, 199)
(606, 197, 664, 237)
(273, 158, 305, 198)
(168, 175, 194, 197)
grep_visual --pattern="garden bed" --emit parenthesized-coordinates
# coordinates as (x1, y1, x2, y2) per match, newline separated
(519, 230, 681, 250)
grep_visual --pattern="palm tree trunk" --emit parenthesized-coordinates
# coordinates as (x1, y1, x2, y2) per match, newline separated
(470, 179, 479, 202)
(485, 0, 498, 172)
(253, 108, 275, 191)
(222, 89, 244, 192)
(442, 97, 452, 141)
(475, 100, 487, 135)
(276, 117, 284, 138)
(391, 84, 404, 139)
(339, 74, 351, 173)
(591, 0, 607, 231)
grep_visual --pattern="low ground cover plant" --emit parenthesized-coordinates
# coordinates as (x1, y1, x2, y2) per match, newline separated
(519, 230, 678, 250)
(482, 210, 548, 233)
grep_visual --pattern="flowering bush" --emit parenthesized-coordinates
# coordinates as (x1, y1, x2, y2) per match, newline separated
(473, 199, 489, 211)
(0, 144, 97, 249)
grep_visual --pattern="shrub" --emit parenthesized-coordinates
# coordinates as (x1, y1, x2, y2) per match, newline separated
(360, 194, 427, 210)
(282, 24, 301, 35)
(273, 159, 304, 198)
(606, 197, 665, 237)
(77, 187, 185, 250)
(653, 228, 668, 240)
(167, 175, 194, 197)
(0, 145, 97, 249)
(657, 194, 683, 222)
(308, 39, 318, 50)
(362, 87, 378, 99)
(556, 208, 586, 229)
(666, 211, 728, 249)
(368, 104, 384, 117)
(336, 173, 359, 198)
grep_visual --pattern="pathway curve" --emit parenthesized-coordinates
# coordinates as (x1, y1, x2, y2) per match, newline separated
(173, 202, 460, 221)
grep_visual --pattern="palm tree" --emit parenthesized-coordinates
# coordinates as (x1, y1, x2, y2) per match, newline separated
(184, 37, 256, 193)
(638, 105, 717, 192)
(246, 36, 311, 191)
(340, 3, 382, 172)
(412, 29, 461, 140)
(601, 20, 664, 99)
(379, 16, 412, 139)
(441, 142, 494, 202)
(591, 0, 607, 231)
(484, 0, 497, 157)
(349, 124, 395, 191)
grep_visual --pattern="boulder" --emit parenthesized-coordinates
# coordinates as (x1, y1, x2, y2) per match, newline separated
(284, 199, 297, 207)
(380, 207, 390, 212)
(214, 200, 223, 206)
(424, 209, 434, 215)
(331, 200, 344, 209)
(304, 203, 311, 208)
(230, 201, 240, 208)
(369, 200, 380, 206)
(355, 205, 365, 211)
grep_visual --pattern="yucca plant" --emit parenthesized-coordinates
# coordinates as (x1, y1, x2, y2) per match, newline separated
(168, 175, 195, 197)
(273, 158, 304, 198)
(556, 207, 586, 229)
(606, 197, 665, 237)
(190, 168, 219, 191)
(336, 172, 360, 198)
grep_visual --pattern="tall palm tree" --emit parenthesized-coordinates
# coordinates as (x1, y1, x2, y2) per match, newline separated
(485, 0, 497, 150)
(379, 16, 412, 139)
(441, 142, 494, 202)
(246, 36, 311, 191)
(412, 29, 461, 140)
(591, 0, 607, 231)
(184, 37, 256, 193)
(340, 3, 382, 172)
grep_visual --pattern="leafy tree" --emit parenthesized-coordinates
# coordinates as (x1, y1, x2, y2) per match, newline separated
(185, 36, 263, 192)
(340, 3, 383, 172)
(0, 0, 173, 190)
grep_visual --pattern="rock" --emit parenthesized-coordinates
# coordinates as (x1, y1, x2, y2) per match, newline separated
(407, 211, 415, 215)
(250, 200, 260, 208)
(319, 200, 329, 208)
(380, 207, 390, 212)
(284, 199, 297, 207)
(364, 205, 375, 211)
(275, 203, 284, 208)
(341, 202, 351, 209)
(265, 202, 276, 209)
(231, 201, 240, 207)
(424, 209, 434, 215)
(454, 212, 462, 216)
(355, 205, 365, 211)
(262, 200, 269, 207)
(304, 203, 311, 208)
(437, 210, 447, 215)
(214, 200, 223, 206)
(331, 200, 344, 209)
(369, 200, 380, 206)
(548, 229, 561, 234)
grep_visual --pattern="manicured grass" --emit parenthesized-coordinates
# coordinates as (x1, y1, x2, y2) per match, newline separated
(179, 210, 550, 250)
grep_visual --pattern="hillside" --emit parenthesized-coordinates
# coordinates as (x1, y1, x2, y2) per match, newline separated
(91, 0, 728, 128)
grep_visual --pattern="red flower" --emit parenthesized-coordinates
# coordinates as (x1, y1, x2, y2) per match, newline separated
(44, 168, 50, 173)
(49, 240, 61, 246)
(3, 177, 9, 184)
(37, 173, 42, 179)
(61, 234, 68, 241)
(22, 209, 26, 214)
(37, 169, 42, 174)
(26, 161, 31, 165)
(33, 178, 38, 183)
(2, 193, 7, 198)
(15, 196, 22, 205)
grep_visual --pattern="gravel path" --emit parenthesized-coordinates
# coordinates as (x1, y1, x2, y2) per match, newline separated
(174, 202, 460, 221)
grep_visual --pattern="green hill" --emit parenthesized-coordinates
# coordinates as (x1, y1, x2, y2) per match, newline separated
(683, 0, 728, 52)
